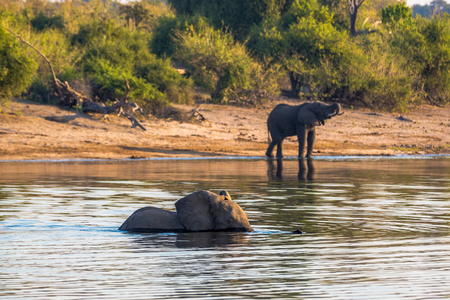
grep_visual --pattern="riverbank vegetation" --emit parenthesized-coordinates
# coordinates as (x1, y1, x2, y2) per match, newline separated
(0, 0, 449, 114)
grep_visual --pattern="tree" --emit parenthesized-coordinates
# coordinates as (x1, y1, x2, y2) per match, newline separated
(349, 0, 365, 36)
(168, 0, 294, 41)
(413, 0, 450, 18)
(381, 2, 412, 24)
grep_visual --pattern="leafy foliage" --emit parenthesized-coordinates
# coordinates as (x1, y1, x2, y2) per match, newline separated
(385, 14, 450, 106)
(382, 3, 412, 24)
(30, 12, 65, 31)
(77, 20, 191, 106)
(169, 0, 294, 41)
(0, 0, 449, 112)
(175, 19, 277, 104)
(0, 26, 36, 105)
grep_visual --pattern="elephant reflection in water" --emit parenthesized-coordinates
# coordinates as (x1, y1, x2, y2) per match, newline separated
(132, 231, 250, 249)
(298, 158, 315, 181)
(267, 158, 315, 181)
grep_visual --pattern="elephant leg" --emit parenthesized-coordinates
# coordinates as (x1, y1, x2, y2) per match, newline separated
(297, 126, 307, 158)
(266, 140, 278, 158)
(306, 127, 316, 158)
(276, 139, 284, 158)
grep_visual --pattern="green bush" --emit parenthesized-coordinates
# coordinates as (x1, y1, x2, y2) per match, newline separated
(0, 27, 36, 105)
(282, 2, 348, 96)
(175, 19, 276, 103)
(76, 20, 192, 107)
(247, 18, 287, 65)
(151, 15, 206, 58)
(385, 15, 450, 105)
(151, 15, 185, 57)
(135, 57, 192, 103)
(30, 12, 65, 31)
(84, 57, 167, 107)
(355, 42, 412, 112)
(168, 0, 294, 41)
(27, 77, 59, 104)
(381, 3, 412, 25)
(418, 15, 450, 104)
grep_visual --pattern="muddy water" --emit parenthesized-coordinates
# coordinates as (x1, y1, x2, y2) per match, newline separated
(0, 156, 449, 299)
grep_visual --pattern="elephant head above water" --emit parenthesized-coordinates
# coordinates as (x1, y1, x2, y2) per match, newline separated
(119, 190, 253, 233)
(266, 102, 343, 158)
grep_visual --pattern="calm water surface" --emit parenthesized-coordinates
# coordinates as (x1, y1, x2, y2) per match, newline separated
(0, 157, 449, 299)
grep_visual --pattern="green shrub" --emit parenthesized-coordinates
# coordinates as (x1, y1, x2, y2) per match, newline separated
(418, 15, 450, 105)
(357, 46, 412, 112)
(247, 18, 287, 65)
(151, 15, 206, 58)
(168, 0, 294, 41)
(175, 19, 276, 103)
(385, 15, 450, 105)
(84, 57, 167, 107)
(381, 3, 412, 25)
(26, 28, 79, 80)
(135, 57, 192, 103)
(30, 12, 65, 31)
(27, 77, 59, 104)
(282, 4, 349, 96)
(77, 20, 192, 107)
(0, 26, 36, 105)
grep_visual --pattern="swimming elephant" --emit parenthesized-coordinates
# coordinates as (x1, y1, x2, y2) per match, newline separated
(119, 190, 253, 233)
(266, 102, 343, 158)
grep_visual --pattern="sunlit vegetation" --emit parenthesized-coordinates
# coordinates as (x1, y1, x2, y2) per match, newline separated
(0, 0, 449, 113)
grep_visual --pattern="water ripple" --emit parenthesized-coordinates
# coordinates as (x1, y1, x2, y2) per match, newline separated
(0, 158, 449, 299)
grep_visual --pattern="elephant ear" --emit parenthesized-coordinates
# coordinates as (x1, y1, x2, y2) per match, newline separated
(175, 190, 214, 231)
(219, 190, 232, 201)
(297, 103, 321, 126)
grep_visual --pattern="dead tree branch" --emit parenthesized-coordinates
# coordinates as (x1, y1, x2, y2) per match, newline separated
(2, 25, 146, 130)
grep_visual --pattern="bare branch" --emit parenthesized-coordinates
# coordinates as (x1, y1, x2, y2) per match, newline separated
(123, 112, 147, 131)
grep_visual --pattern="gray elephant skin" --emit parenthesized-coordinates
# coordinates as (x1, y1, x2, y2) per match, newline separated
(119, 190, 253, 233)
(266, 102, 342, 158)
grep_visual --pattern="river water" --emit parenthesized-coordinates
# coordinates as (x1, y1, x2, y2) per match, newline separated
(0, 156, 449, 299)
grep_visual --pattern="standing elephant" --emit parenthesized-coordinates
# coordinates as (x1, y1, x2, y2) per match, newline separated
(119, 190, 253, 233)
(266, 102, 343, 158)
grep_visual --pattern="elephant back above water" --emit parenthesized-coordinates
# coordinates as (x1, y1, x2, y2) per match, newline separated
(119, 190, 253, 233)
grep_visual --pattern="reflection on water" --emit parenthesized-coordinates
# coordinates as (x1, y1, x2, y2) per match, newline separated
(0, 157, 449, 299)
(267, 157, 315, 181)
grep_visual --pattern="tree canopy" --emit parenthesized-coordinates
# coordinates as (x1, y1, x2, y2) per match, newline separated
(0, 0, 449, 112)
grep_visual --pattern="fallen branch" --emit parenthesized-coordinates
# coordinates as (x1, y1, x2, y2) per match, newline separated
(421, 84, 443, 107)
(3, 26, 146, 130)
(123, 112, 146, 131)
(190, 105, 206, 121)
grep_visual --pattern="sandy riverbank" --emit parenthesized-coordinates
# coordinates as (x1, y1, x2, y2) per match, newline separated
(0, 99, 448, 161)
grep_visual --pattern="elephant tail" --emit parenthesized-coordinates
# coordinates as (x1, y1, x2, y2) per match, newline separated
(267, 126, 271, 144)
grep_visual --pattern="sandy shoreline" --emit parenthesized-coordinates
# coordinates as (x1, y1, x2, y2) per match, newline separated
(0, 99, 448, 161)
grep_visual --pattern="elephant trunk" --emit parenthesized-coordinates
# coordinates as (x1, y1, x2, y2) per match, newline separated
(329, 103, 343, 117)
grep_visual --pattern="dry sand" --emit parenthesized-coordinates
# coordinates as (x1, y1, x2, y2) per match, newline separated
(0, 99, 448, 161)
